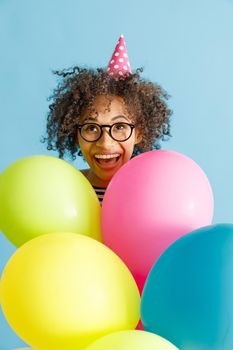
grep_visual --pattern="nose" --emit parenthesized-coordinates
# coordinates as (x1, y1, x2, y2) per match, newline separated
(95, 127, 115, 147)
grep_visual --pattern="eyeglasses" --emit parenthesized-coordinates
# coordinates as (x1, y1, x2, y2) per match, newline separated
(77, 122, 135, 142)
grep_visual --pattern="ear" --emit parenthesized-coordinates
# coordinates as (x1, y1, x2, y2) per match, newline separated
(134, 128, 142, 145)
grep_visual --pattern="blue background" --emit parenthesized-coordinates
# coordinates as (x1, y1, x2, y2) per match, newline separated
(0, 0, 233, 348)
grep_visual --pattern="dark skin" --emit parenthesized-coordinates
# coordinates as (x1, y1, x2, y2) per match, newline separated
(77, 95, 143, 187)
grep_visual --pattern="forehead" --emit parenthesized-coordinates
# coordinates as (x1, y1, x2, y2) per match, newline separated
(80, 95, 132, 122)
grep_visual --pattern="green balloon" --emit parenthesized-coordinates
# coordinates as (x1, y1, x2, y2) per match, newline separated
(85, 330, 178, 350)
(0, 156, 101, 246)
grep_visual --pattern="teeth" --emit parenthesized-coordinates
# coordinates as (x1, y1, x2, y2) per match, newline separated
(95, 154, 120, 159)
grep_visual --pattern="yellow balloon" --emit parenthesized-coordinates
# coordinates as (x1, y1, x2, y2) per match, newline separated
(0, 156, 101, 246)
(85, 330, 179, 350)
(0, 233, 140, 350)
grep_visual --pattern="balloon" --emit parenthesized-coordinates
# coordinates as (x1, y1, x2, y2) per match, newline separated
(85, 330, 178, 350)
(141, 224, 233, 350)
(0, 233, 140, 350)
(0, 232, 29, 349)
(102, 150, 214, 291)
(0, 156, 101, 246)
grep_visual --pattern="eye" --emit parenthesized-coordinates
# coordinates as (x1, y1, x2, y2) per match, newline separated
(114, 123, 127, 130)
(84, 124, 99, 133)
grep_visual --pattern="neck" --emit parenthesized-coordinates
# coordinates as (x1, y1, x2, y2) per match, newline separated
(84, 169, 109, 188)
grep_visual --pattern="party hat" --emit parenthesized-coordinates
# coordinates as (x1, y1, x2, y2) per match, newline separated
(107, 35, 132, 77)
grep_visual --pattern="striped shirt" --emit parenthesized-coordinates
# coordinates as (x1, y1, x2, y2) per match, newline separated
(93, 185, 106, 204)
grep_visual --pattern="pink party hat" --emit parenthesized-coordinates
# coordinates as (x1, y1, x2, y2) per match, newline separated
(107, 35, 132, 77)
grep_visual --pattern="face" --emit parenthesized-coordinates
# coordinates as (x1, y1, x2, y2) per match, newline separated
(77, 95, 141, 187)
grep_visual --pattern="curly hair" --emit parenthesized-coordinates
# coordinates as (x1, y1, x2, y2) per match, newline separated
(42, 67, 172, 160)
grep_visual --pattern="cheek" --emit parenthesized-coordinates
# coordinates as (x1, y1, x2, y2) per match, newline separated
(78, 139, 91, 160)
(122, 140, 136, 159)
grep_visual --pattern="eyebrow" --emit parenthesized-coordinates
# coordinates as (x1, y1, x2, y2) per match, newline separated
(82, 115, 131, 123)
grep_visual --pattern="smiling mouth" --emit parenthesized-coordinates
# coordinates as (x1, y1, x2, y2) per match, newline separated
(94, 154, 121, 167)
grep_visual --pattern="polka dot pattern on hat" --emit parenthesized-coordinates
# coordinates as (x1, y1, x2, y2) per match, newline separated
(107, 34, 132, 77)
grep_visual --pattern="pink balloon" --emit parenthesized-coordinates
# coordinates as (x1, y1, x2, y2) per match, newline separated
(101, 150, 214, 292)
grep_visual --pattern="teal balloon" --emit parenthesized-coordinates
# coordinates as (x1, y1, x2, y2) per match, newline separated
(141, 224, 233, 350)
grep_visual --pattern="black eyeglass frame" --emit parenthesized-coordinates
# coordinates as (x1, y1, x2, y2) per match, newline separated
(77, 122, 136, 142)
